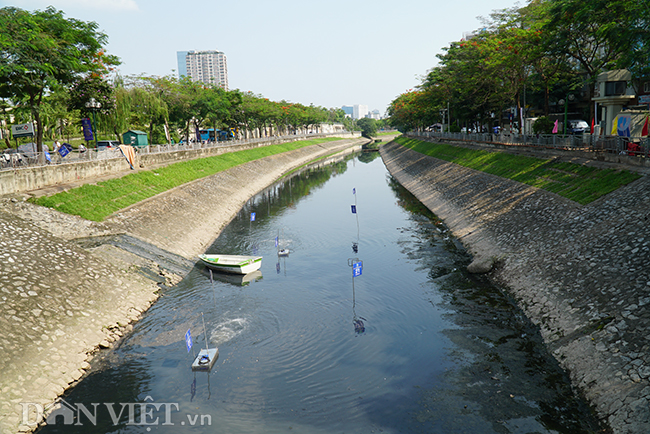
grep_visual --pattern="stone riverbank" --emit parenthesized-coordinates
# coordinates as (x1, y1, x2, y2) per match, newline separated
(380, 140, 650, 433)
(0, 137, 367, 434)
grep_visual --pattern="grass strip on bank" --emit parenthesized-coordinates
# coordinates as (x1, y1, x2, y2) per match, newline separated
(32, 138, 340, 221)
(396, 136, 642, 205)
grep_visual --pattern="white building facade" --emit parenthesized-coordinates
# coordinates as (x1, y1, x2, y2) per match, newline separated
(182, 50, 229, 90)
(352, 105, 368, 120)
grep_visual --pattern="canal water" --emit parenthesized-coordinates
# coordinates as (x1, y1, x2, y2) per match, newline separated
(39, 152, 603, 433)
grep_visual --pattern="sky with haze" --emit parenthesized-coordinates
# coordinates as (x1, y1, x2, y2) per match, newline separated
(3, 0, 520, 115)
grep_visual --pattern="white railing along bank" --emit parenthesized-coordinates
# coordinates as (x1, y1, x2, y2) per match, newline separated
(0, 132, 359, 171)
(411, 131, 650, 159)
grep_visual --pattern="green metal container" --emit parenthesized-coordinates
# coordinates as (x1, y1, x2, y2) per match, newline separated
(122, 130, 148, 147)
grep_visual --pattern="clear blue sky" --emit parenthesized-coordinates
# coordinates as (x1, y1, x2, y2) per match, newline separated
(4, 0, 520, 115)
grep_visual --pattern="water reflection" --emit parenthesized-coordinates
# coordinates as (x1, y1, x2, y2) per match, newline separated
(347, 257, 366, 335)
(37, 152, 603, 434)
(385, 179, 603, 434)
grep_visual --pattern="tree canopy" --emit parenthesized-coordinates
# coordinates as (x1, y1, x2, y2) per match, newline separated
(0, 6, 119, 153)
(0, 6, 367, 150)
(388, 0, 650, 133)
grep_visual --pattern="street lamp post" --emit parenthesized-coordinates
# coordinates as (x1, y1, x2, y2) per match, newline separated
(559, 94, 574, 135)
(85, 97, 101, 148)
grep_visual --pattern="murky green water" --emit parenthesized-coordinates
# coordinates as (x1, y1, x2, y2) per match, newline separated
(38, 152, 603, 433)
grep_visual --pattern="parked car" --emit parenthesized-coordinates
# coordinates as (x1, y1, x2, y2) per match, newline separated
(96, 140, 119, 151)
(568, 120, 589, 134)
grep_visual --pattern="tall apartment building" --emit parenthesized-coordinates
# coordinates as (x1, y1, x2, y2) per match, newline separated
(353, 105, 368, 120)
(176, 51, 188, 77)
(177, 50, 229, 90)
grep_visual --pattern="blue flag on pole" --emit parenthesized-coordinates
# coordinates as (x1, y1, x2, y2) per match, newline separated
(351, 205, 357, 214)
(353, 261, 363, 277)
(353, 188, 356, 195)
(81, 118, 94, 142)
(185, 329, 192, 352)
(275, 236, 279, 247)
(251, 212, 256, 222)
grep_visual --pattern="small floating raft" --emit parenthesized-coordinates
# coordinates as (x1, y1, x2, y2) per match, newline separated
(191, 348, 219, 371)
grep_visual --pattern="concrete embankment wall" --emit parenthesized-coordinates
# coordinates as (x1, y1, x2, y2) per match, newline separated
(0, 137, 367, 434)
(0, 133, 360, 196)
(380, 140, 650, 433)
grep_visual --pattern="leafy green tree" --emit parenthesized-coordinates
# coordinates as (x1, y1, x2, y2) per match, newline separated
(610, 0, 650, 79)
(543, 0, 632, 119)
(532, 116, 554, 134)
(68, 74, 115, 143)
(357, 117, 378, 138)
(387, 88, 441, 132)
(0, 6, 119, 155)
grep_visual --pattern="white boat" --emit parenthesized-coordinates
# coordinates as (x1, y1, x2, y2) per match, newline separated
(199, 254, 262, 275)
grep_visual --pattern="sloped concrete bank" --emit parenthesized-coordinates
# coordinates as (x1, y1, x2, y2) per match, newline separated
(380, 140, 650, 433)
(0, 137, 367, 434)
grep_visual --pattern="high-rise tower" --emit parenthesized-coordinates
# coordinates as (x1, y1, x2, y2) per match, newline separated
(178, 50, 228, 90)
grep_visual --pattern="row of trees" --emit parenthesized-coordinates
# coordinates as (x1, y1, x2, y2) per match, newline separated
(388, 0, 650, 133)
(58, 74, 355, 145)
(0, 6, 358, 154)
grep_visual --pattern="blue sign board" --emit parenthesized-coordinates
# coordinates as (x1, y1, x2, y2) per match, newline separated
(353, 261, 362, 277)
(82, 118, 94, 142)
(58, 145, 69, 158)
(185, 329, 192, 352)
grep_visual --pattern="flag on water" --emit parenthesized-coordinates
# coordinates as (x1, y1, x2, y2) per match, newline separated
(353, 188, 356, 195)
(351, 205, 357, 214)
(250, 212, 256, 222)
(352, 260, 363, 277)
(185, 329, 192, 352)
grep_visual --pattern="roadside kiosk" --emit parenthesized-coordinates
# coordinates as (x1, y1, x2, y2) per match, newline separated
(122, 130, 148, 148)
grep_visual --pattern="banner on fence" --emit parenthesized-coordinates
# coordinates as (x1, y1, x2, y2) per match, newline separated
(612, 114, 631, 137)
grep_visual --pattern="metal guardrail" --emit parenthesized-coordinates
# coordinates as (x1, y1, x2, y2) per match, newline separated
(411, 131, 650, 159)
(0, 132, 356, 171)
